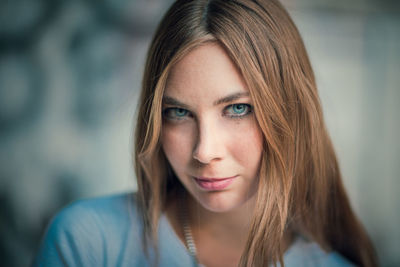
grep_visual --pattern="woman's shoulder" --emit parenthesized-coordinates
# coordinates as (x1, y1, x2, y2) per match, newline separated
(48, 192, 141, 235)
(58, 191, 138, 221)
(32, 192, 149, 266)
(283, 236, 356, 267)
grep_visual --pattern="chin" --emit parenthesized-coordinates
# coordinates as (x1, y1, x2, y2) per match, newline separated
(194, 191, 250, 213)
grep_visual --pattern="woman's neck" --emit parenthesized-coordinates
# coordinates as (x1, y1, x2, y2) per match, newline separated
(186, 193, 256, 246)
(165, 192, 257, 267)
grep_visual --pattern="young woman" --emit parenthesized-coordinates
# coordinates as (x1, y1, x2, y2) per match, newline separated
(33, 0, 378, 266)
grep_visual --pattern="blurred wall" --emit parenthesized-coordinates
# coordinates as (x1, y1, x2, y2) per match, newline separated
(284, 1, 400, 266)
(0, 0, 398, 266)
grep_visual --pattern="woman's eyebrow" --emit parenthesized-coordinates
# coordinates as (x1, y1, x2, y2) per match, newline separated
(162, 91, 250, 108)
(213, 91, 250, 106)
(162, 96, 190, 109)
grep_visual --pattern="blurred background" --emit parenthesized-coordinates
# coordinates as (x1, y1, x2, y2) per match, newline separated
(0, 0, 398, 266)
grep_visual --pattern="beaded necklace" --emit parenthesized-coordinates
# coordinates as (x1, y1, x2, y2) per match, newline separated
(180, 198, 206, 267)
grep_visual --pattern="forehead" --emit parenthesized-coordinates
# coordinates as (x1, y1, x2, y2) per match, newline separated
(164, 43, 248, 102)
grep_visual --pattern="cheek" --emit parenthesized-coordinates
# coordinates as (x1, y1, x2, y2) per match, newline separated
(161, 123, 194, 172)
(228, 120, 263, 172)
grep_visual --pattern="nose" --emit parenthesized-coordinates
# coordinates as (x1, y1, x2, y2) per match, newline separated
(192, 119, 223, 164)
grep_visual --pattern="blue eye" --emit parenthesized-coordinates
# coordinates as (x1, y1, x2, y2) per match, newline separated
(224, 103, 252, 117)
(163, 107, 190, 120)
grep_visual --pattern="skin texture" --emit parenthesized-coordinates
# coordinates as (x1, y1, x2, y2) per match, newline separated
(161, 43, 264, 266)
(161, 42, 263, 213)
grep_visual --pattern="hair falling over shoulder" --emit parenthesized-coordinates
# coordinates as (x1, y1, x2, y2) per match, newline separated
(134, 0, 379, 266)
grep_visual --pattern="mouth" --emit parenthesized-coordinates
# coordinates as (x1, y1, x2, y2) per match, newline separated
(193, 176, 237, 191)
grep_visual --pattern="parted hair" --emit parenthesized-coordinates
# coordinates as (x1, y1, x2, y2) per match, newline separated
(134, 0, 378, 266)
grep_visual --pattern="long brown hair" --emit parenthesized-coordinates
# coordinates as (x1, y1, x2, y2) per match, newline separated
(134, 0, 378, 266)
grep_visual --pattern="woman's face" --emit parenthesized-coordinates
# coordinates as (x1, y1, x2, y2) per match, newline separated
(161, 43, 263, 213)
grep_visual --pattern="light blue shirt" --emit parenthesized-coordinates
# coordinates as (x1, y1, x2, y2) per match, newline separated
(32, 193, 354, 267)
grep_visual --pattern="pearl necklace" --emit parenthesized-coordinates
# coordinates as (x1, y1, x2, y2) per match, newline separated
(181, 201, 205, 267)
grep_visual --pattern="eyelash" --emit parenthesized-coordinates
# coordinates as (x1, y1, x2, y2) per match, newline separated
(162, 103, 253, 121)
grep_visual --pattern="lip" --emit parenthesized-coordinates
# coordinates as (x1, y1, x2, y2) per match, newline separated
(193, 176, 237, 191)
